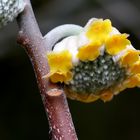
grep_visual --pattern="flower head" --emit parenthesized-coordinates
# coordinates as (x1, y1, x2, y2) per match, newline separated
(46, 18, 140, 103)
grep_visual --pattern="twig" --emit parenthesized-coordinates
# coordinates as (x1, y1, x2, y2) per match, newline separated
(16, 0, 78, 139)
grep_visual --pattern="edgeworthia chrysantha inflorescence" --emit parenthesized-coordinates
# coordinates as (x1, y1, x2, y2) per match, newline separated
(44, 18, 140, 103)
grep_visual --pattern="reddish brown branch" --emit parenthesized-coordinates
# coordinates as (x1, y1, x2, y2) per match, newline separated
(16, 0, 78, 139)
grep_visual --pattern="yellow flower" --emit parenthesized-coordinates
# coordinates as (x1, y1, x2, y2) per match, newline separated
(100, 90, 114, 102)
(49, 72, 73, 83)
(105, 34, 131, 55)
(123, 74, 140, 88)
(47, 50, 73, 83)
(45, 17, 140, 103)
(86, 19, 112, 43)
(77, 42, 101, 61)
(120, 50, 140, 67)
(130, 60, 140, 74)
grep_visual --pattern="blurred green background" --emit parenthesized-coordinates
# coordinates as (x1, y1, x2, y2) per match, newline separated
(0, 0, 140, 139)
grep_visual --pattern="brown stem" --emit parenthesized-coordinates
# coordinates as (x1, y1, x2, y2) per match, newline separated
(16, 0, 78, 139)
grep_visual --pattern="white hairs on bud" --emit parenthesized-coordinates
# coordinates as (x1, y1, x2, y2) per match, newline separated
(0, 0, 25, 28)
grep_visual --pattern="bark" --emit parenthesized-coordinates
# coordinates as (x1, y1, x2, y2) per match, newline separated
(16, 0, 78, 139)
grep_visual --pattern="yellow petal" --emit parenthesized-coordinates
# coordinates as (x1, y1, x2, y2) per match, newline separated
(105, 34, 131, 55)
(47, 50, 72, 73)
(100, 90, 114, 102)
(86, 19, 112, 43)
(120, 50, 140, 67)
(130, 60, 140, 74)
(77, 42, 101, 61)
(47, 50, 73, 83)
(124, 74, 140, 88)
(50, 71, 73, 83)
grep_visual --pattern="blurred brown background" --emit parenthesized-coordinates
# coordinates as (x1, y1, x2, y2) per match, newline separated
(0, 0, 140, 139)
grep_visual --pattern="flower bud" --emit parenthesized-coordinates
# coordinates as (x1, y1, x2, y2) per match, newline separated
(0, 0, 25, 28)
(46, 18, 140, 103)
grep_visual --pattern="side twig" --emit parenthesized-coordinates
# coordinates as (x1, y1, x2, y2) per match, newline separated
(16, 0, 78, 139)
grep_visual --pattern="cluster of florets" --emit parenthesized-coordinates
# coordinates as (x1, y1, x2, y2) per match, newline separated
(68, 53, 126, 95)
(46, 18, 140, 102)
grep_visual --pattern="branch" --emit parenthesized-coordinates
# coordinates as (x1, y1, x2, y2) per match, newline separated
(16, 0, 78, 139)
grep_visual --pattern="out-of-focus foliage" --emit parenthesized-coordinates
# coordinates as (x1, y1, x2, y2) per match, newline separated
(0, 0, 140, 140)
